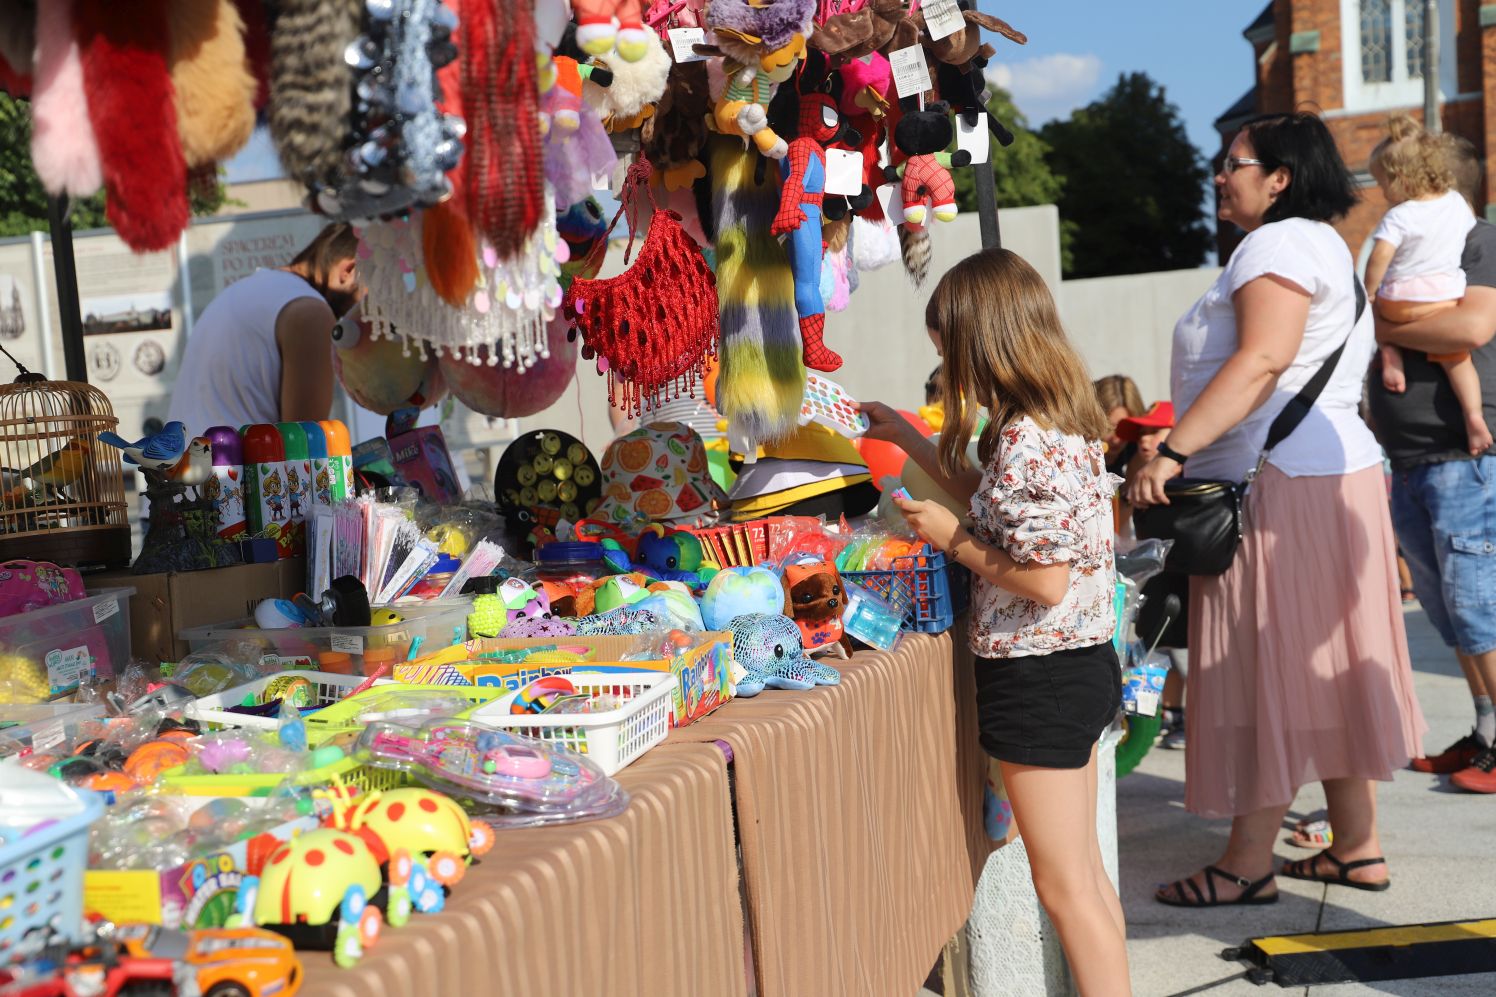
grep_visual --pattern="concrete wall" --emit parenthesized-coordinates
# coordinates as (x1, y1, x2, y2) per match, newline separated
(1058, 266, 1222, 405)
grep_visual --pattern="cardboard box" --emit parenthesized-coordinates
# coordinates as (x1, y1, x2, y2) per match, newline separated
(86, 559, 305, 663)
(85, 812, 320, 929)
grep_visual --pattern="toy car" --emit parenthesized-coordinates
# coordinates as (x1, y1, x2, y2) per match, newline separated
(0, 923, 300, 997)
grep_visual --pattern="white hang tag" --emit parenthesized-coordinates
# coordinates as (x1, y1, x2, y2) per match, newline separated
(889, 46, 930, 101)
(922, 0, 966, 42)
(668, 27, 707, 63)
(824, 149, 864, 196)
(957, 113, 990, 164)
(875, 182, 905, 223)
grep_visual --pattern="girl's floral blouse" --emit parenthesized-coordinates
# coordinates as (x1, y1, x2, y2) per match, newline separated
(967, 417, 1119, 659)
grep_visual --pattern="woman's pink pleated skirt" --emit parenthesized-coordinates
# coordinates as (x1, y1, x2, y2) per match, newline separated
(1186, 464, 1428, 819)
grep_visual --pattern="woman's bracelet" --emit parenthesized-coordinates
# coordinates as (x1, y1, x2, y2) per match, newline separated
(1157, 441, 1190, 465)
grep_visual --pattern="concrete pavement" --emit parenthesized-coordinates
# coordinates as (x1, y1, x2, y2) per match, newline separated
(1119, 604, 1496, 996)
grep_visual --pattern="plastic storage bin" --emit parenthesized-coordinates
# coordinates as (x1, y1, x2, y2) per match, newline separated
(841, 545, 969, 634)
(0, 702, 107, 757)
(178, 600, 469, 675)
(186, 670, 391, 732)
(469, 671, 676, 775)
(0, 766, 104, 956)
(0, 587, 133, 699)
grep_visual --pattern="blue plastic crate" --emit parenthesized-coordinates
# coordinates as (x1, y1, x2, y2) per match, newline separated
(0, 768, 104, 960)
(842, 544, 969, 634)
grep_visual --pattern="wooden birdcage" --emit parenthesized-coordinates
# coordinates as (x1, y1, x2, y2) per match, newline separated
(0, 370, 130, 569)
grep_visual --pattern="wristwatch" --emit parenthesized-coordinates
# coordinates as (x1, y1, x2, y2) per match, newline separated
(1157, 441, 1190, 466)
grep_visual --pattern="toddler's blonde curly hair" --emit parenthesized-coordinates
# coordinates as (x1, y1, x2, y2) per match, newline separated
(1371, 115, 1460, 200)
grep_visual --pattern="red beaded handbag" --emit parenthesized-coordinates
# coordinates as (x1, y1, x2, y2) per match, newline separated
(562, 159, 719, 416)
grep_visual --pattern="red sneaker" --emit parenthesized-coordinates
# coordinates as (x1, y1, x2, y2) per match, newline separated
(1450, 747, 1496, 794)
(1410, 731, 1484, 774)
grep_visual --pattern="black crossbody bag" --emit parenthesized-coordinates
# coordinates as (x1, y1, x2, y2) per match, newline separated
(1135, 274, 1367, 576)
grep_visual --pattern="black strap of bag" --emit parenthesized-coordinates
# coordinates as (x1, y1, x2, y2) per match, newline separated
(1249, 274, 1367, 483)
(1135, 270, 1368, 575)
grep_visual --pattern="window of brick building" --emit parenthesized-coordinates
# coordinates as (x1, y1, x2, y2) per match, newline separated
(1343, 0, 1455, 113)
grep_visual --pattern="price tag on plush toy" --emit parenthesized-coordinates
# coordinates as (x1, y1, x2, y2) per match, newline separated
(889, 46, 930, 100)
(922, 0, 966, 41)
(824, 149, 865, 197)
(875, 182, 905, 223)
(668, 27, 707, 63)
(957, 113, 991, 164)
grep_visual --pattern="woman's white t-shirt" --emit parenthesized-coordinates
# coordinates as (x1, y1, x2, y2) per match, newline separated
(1171, 217, 1382, 481)
(167, 270, 325, 435)
(1373, 189, 1475, 298)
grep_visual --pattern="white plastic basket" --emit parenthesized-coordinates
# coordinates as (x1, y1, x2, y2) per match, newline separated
(469, 671, 676, 776)
(187, 670, 391, 731)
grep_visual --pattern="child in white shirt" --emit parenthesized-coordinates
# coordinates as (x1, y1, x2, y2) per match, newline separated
(1366, 115, 1488, 455)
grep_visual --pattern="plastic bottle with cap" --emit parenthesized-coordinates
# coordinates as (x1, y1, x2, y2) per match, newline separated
(274, 422, 312, 556)
(300, 421, 333, 511)
(319, 420, 354, 502)
(203, 426, 246, 540)
(240, 424, 290, 555)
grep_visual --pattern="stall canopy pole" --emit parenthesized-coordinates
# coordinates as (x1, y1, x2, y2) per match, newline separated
(47, 194, 87, 383)
(974, 159, 1000, 250)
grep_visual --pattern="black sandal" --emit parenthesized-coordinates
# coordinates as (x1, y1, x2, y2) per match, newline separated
(1280, 850, 1391, 892)
(1155, 865, 1279, 907)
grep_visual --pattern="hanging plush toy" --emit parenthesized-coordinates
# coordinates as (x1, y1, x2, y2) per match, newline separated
(770, 73, 860, 373)
(809, 0, 914, 61)
(836, 51, 892, 221)
(581, 29, 672, 133)
(268, 0, 361, 194)
(30, 0, 102, 199)
(885, 101, 969, 286)
(572, 0, 651, 62)
(331, 308, 448, 415)
(699, 0, 815, 160)
(167, 0, 256, 168)
(544, 56, 618, 208)
(640, 58, 712, 192)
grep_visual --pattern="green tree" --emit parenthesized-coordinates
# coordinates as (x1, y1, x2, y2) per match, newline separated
(0, 93, 235, 239)
(1040, 72, 1212, 279)
(952, 84, 1072, 271)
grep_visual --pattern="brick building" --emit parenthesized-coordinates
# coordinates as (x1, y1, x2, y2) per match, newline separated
(1214, 0, 1489, 261)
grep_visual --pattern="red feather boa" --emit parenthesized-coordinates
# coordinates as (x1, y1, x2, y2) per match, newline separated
(76, 0, 188, 252)
(460, 0, 542, 259)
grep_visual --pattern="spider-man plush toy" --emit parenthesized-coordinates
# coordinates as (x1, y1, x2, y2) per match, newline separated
(770, 89, 858, 373)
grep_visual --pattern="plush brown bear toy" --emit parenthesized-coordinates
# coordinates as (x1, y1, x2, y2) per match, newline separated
(783, 558, 854, 656)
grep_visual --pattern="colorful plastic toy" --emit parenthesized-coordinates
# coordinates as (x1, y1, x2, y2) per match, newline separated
(247, 827, 384, 958)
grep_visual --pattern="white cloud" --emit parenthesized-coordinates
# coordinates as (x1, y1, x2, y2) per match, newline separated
(985, 52, 1104, 124)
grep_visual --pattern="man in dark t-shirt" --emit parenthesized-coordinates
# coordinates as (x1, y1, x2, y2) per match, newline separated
(1370, 174, 1496, 792)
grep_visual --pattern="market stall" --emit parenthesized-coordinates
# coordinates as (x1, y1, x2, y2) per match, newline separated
(0, 1, 1051, 994)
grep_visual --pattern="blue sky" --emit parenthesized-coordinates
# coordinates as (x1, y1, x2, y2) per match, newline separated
(228, 2, 1267, 184)
(980, 0, 1266, 159)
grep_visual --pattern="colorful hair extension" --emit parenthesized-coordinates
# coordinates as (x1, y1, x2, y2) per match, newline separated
(711, 135, 805, 444)
(461, 0, 543, 259)
(76, 0, 189, 252)
(169, 0, 256, 167)
(30, 0, 102, 198)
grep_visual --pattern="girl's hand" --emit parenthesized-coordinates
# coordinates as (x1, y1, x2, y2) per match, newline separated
(1127, 455, 1184, 508)
(894, 494, 960, 551)
(858, 401, 913, 445)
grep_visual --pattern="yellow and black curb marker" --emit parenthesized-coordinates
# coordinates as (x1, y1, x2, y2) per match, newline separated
(1222, 918, 1496, 986)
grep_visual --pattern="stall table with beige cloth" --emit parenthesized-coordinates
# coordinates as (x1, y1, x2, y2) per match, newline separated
(299, 632, 993, 997)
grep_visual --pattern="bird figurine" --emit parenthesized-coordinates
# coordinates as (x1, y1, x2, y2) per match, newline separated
(160, 437, 213, 488)
(1, 436, 93, 503)
(98, 421, 189, 470)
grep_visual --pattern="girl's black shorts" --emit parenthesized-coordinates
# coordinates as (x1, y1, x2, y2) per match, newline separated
(974, 641, 1121, 769)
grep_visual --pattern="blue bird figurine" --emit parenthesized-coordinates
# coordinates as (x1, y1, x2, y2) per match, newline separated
(98, 421, 189, 470)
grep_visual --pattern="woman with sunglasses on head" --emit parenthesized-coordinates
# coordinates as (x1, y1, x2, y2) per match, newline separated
(1129, 112, 1426, 906)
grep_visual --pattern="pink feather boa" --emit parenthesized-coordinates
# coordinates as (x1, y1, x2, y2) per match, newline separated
(30, 0, 103, 198)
